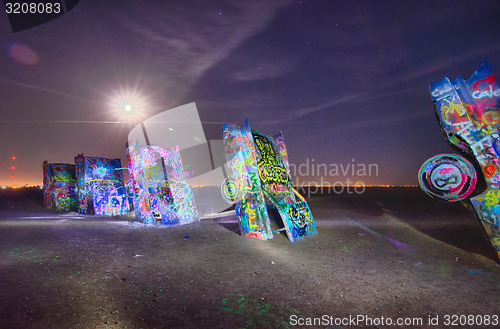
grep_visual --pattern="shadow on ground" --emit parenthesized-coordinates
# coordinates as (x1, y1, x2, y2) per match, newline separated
(305, 187, 499, 262)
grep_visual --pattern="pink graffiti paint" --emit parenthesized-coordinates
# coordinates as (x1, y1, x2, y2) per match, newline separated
(448, 173, 467, 192)
(438, 167, 454, 175)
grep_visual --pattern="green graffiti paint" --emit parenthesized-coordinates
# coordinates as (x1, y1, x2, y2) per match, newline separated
(221, 293, 301, 329)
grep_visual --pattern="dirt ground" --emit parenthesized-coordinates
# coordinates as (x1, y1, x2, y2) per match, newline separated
(1, 188, 499, 329)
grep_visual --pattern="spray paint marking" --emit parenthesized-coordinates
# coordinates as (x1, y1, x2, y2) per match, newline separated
(222, 293, 301, 329)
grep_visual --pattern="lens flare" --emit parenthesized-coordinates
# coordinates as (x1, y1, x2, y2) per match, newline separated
(8, 43, 39, 66)
(107, 86, 153, 124)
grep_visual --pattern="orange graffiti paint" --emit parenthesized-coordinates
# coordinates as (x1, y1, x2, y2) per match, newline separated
(484, 164, 497, 178)
(481, 110, 500, 126)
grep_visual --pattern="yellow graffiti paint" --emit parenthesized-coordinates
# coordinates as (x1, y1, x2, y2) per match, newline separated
(483, 189, 500, 207)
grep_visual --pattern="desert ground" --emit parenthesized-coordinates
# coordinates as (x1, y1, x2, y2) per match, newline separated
(1, 187, 499, 329)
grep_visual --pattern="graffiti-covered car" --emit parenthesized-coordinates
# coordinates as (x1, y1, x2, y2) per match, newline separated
(419, 62, 500, 260)
(75, 154, 129, 216)
(42, 161, 78, 211)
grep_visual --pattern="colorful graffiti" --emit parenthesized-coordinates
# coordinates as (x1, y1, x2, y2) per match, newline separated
(126, 141, 198, 225)
(223, 120, 273, 240)
(252, 130, 316, 242)
(74, 154, 129, 216)
(222, 120, 317, 242)
(282, 200, 315, 240)
(418, 154, 477, 201)
(42, 161, 77, 211)
(422, 61, 500, 259)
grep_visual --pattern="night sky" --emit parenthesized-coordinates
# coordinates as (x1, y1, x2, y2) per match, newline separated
(1, 0, 500, 187)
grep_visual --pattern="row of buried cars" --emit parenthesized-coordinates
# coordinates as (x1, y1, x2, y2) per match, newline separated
(43, 154, 129, 216)
(43, 106, 318, 243)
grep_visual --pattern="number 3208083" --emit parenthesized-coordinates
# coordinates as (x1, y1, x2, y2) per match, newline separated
(6, 2, 61, 14)
(443, 314, 498, 326)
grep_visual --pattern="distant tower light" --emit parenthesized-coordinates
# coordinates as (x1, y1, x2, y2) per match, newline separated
(10, 156, 16, 187)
